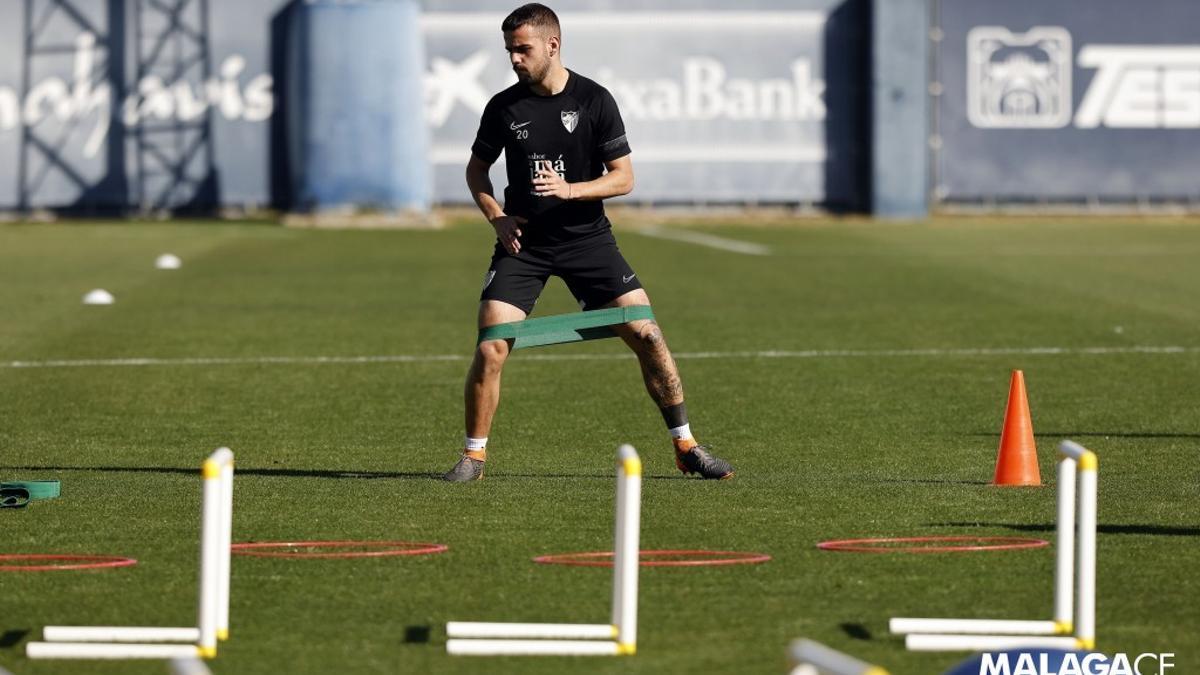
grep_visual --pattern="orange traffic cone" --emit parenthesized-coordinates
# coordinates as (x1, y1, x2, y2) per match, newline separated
(992, 370, 1041, 486)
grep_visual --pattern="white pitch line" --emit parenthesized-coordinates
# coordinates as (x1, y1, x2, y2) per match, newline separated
(637, 226, 772, 256)
(2, 346, 1195, 370)
(1, 355, 466, 368)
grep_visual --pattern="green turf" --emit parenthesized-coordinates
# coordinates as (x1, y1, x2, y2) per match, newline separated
(1, 218, 1198, 674)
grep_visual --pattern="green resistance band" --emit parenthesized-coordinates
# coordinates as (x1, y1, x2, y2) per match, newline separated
(478, 305, 655, 350)
(1, 480, 61, 509)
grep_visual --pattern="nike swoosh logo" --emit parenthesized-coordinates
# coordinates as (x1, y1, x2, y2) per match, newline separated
(510, 121, 532, 130)
(623, 274, 636, 283)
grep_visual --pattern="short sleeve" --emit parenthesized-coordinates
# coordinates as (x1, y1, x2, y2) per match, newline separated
(592, 88, 630, 162)
(471, 98, 505, 164)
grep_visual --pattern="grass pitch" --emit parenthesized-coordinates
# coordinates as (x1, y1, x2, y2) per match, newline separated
(1, 217, 1198, 674)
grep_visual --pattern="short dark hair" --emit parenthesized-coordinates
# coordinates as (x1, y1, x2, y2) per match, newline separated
(502, 4, 560, 37)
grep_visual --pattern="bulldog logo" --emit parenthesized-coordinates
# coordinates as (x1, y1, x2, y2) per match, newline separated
(967, 26, 1073, 129)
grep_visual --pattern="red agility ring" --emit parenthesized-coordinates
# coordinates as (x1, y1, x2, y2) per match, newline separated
(0, 554, 138, 572)
(231, 540, 448, 559)
(817, 536, 1050, 553)
(534, 549, 772, 567)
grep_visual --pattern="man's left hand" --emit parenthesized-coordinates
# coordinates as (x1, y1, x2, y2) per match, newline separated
(532, 167, 572, 200)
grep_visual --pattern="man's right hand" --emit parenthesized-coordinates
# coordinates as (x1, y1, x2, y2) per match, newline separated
(490, 215, 528, 255)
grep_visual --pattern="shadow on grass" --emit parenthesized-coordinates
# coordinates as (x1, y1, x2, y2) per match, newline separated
(839, 622, 872, 640)
(404, 625, 431, 644)
(493, 473, 688, 481)
(0, 465, 439, 480)
(873, 478, 990, 486)
(0, 629, 28, 649)
(966, 431, 1200, 439)
(0, 465, 688, 481)
(932, 522, 1200, 537)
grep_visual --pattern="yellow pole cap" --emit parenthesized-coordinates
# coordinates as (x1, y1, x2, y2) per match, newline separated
(202, 460, 221, 479)
(622, 456, 642, 477)
(1078, 451, 1098, 471)
(617, 444, 642, 476)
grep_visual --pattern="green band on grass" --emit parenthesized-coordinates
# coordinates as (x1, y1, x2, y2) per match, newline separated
(478, 305, 655, 350)
(1, 480, 61, 501)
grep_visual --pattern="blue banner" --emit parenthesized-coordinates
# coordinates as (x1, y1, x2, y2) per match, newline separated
(935, 0, 1200, 203)
(0, 1, 861, 212)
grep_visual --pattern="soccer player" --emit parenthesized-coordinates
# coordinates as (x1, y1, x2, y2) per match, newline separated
(444, 3, 734, 482)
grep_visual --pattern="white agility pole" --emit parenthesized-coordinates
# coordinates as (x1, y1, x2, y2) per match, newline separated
(446, 639, 623, 656)
(888, 618, 1059, 636)
(197, 447, 232, 656)
(216, 456, 234, 642)
(446, 444, 642, 656)
(29, 448, 235, 661)
(788, 639, 889, 675)
(42, 627, 202, 643)
(612, 443, 641, 650)
(25, 643, 206, 660)
(892, 440, 1098, 651)
(1053, 451, 1077, 634)
(1065, 440, 1097, 650)
(906, 634, 1084, 652)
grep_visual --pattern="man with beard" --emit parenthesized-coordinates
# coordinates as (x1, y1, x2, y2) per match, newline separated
(445, 3, 734, 483)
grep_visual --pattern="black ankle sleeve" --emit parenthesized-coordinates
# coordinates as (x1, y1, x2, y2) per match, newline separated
(660, 402, 688, 429)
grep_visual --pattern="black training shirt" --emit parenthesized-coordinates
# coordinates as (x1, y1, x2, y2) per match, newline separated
(471, 70, 631, 245)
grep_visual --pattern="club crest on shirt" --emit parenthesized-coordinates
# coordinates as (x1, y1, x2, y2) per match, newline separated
(560, 110, 579, 133)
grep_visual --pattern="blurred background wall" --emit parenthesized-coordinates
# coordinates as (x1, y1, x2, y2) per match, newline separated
(0, 0, 1195, 216)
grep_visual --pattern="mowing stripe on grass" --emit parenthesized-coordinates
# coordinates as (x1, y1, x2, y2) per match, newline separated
(2, 345, 1196, 369)
(636, 226, 772, 255)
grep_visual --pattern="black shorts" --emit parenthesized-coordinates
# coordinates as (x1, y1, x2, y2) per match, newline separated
(480, 230, 643, 314)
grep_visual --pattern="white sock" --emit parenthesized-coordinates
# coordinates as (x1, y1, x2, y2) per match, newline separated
(668, 424, 692, 441)
(465, 436, 488, 451)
